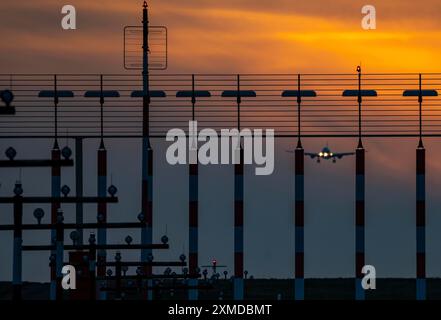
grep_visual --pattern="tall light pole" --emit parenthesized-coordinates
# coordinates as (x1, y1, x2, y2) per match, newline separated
(141, 1, 154, 300)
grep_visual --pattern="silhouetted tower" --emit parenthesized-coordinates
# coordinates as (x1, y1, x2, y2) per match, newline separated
(177, 75, 212, 300)
(220, 76, 257, 300)
(403, 75, 438, 300)
(84, 75, 120, 299)
(97, 76, 108, 300)
(282, 76, 316, 300)
(51, 76, 61, 300)
(414, 75, 427, 301)
(141, 1, 154, 299)
(343, 66, 377, 300)
(37, 76, 75, 299)
(294, 75, 305, 301)
(354, 66, 366, 301)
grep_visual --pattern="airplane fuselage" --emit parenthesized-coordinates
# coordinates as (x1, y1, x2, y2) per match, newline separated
(318, 147, 333, 159)
(303, 145, 354, 163)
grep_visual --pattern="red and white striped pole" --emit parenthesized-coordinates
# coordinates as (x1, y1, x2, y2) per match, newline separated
(402, 75, 436, 300)
(97, 140, 107, 300)
(50, 75, 61, 300)
(97, 75, 107, 300)
(355, 67, 365, 301)
(234, 75, 244, 300)
(355, 144, 365, 300)
(416, 141, 426, 300)
(188, 75, 199, 300)
(282, 79, 317, 300)
(234, 147, 244, 300)
(416, 74, 426, 300)
(294, 75, 305, 300)
(342, 67, 376, 300)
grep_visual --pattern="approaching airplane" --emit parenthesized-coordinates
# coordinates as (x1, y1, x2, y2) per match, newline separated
(288, 144, 355, 163)
(306, 145, 355, 163)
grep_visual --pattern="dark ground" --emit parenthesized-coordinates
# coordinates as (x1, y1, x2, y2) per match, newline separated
(1, 279, 441, 300)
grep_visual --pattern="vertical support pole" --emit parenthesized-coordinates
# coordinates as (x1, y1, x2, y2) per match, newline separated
(50, 146, 61, 300)
(55, 209, 64, 300)
(294, 74, 304, 300)
(97, 75, 107, 300)
(142, 145, 153, 299)
(115, 252, 122, 300)
(136, 269, 143, 297)
(416, 146, 426, 300)
(416, 74, 426, 300)
(50, 75, 61, 300)
(97, 145, 107, 300)
(295, 147, 304, 300)
(88, 233, 97, 300)
(234, 75, 244, 300)
(355, 146, 365, 300)
(141, 1, 153, 300)
(355, 66, 365, 300)
(234, 148, 244, 300)
(188, 75, 199, 300)
(12, 194, 23, 300)
(75, 138, 84, 245)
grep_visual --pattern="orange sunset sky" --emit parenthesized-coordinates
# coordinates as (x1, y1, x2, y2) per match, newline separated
(1, 0, 441, 74)
(4, 1, 441, 281)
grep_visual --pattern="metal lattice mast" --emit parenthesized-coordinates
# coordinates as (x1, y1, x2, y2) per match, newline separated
(141, 1, 154, 299)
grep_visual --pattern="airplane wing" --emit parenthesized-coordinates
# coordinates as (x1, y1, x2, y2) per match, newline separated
(334, 152, 355, 159)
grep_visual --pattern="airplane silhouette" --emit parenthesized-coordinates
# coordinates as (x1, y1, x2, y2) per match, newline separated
(288, 144, 355, 163)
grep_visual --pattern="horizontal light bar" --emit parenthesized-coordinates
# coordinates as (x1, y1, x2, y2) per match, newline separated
(342, 90, 377, 97)
(281, 90, 317, 97)
(403, 90, 438, 97)
(84, 91, 120, 98)
(176, 90, 211, 98)
(38, 91, 74, 98)
(131, 90, 166, 98)
(221, 90, 256, 98)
